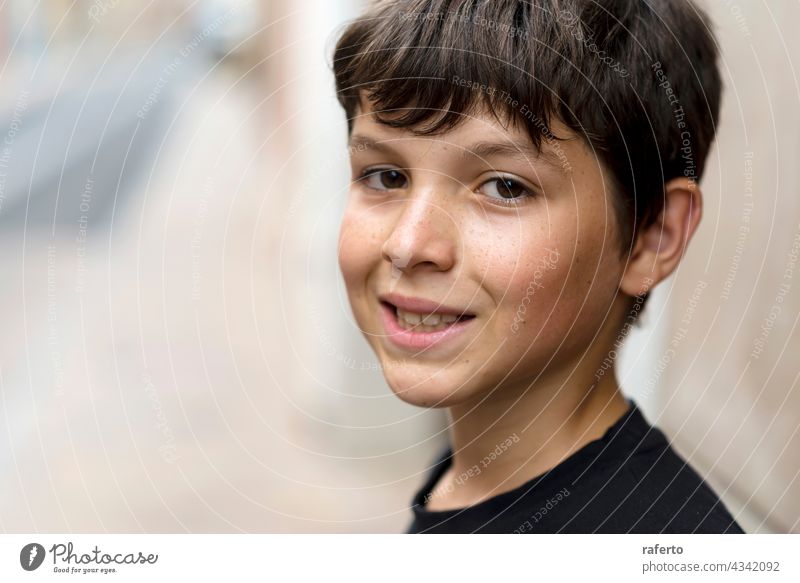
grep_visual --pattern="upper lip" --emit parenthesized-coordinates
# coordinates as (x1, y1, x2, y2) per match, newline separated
(379, 292, 475, 317)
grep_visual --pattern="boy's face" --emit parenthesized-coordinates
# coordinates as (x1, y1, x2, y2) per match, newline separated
(338, 97, 629, 408)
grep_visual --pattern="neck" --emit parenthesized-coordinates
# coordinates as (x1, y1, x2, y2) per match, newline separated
(422, 293, 639, 511)
(429, 361, 631, 511)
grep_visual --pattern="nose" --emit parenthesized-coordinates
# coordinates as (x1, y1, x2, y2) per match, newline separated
(380, 189, 457, 275)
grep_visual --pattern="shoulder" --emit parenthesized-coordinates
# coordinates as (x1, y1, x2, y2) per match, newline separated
(594, 427, 745, 533)
(549, 406, 745, 534)
(407, 402, 746, 534)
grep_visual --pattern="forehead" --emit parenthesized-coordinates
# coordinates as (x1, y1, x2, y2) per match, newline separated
(350, 95, 580, 174)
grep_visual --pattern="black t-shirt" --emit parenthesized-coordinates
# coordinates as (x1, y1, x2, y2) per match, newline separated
(407, 399, 745, 533)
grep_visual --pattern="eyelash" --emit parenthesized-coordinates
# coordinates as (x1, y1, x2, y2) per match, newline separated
(478, 176, 538, 206)
(356, 167, 408, 190)
(354, 167, 538, 206)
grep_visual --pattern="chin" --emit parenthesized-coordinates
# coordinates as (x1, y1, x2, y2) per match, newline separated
(381, 363, 479, 409)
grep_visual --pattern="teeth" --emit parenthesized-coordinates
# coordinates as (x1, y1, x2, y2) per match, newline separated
(422, 313, 441, 326)
(395, 308, 464, 332)
(398, 309, 421, 325)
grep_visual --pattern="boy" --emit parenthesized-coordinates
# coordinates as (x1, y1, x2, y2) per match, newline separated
(333, 0, 743, 533)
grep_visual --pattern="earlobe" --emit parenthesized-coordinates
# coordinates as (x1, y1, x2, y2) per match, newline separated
(619, 177, 703, 298)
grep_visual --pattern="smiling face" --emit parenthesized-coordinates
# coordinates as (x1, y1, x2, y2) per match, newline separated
(338, 98, 632, 409)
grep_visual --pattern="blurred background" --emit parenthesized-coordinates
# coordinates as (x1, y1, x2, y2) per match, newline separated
(0, 0, 797, 533)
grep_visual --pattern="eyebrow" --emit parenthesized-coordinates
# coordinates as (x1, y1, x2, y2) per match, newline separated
(347, 134, 566, 172)
(465, 141, 564, 170)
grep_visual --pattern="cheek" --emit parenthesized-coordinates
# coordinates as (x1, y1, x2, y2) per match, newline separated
(477, 208, 615, 340)
(519, 219, 620, 349)
(337, 211, 362, 286)
(338, 208, 377, 342)
(473, 216, 573, 328)
(337, 202, 380, 289)
(500, 240, 572, 335)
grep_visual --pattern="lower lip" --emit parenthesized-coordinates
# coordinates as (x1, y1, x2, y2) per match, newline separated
(379, 302, 475, 351)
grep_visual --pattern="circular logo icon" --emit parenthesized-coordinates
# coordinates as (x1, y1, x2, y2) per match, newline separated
(20, 543, 46, 571)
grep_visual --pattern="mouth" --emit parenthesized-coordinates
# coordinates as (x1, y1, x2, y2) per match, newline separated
(377, 294, 477, 351)
(380, 300, 475, 332)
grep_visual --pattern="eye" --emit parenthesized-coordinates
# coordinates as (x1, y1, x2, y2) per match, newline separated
(478, 176, 536, 204)
(357, 167, 408, 191)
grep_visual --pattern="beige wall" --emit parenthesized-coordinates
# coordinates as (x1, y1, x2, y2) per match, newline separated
(651, 0, 800, 533)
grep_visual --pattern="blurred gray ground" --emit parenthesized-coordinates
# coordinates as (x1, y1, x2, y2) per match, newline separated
(0, 39, 443, 533)
(0, 52, 173, 229)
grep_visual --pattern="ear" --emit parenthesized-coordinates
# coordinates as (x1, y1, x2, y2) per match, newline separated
(619, 177, 703, 297)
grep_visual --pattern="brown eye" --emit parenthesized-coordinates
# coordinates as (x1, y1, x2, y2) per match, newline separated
(479, 176, 535, 203)
(361, 168, 408, 190)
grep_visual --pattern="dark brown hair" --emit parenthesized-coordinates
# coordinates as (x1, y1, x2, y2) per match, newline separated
(332, 0, 722, 320)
